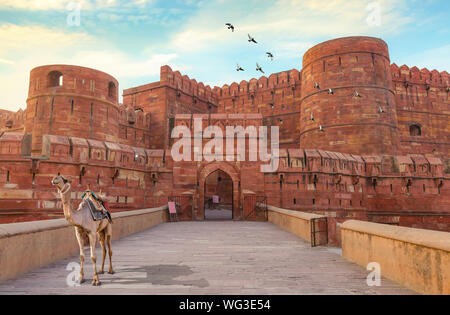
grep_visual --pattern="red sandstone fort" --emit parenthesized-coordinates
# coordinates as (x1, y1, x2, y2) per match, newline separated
(0, 37, 448, 245)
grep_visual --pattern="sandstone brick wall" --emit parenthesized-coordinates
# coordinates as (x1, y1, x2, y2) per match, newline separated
(300, 36, 400, 155)
(0, 131, 172, 223)
(391, 64, 449, 157)
(0, 109, 24, 132)
(123, 65, 219, 150)
(0, 36, 448, 236)
(214, 70, 302, 148)
(24, 65, 120, 155)
(261, 148, 449, 239)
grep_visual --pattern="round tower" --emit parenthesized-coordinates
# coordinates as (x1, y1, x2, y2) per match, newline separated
(25, 65, 120, 155)
(300, 36, 400, 155)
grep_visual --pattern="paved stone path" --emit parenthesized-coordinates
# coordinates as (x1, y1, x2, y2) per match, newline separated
(0, 221, 415, 295)
(205, 206, 233, 221)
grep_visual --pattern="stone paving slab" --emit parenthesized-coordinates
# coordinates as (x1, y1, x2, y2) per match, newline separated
(0, 221, 416, 295)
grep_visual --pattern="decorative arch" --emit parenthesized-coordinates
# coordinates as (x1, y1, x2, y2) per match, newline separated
(48, 71, 63, 87)
(108, 81, 117, 100)
(409, 124, 422, 137)
(198, 162, 241, 220)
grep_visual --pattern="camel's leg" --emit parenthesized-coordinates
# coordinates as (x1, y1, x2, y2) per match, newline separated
(88, 233, 101, 286)
(106, 236, 114, 274)
(75, 228, 85, 284)
(106, 224, 114, 274)
(99, 231, 106, 275)
(105, 224, 114, 275)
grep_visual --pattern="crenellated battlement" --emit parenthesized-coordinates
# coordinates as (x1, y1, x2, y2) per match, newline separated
(159, 65, 218, 103)
(0, 36, 448, 231)
(391, 63, 450, 87)
(216, 69, 301, 98)
(0, 109, 25, 132)
(271, 147, 448, 180)
(3, 130, 445, 180)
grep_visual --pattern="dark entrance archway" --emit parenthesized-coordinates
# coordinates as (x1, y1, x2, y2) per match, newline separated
(204, 170, 233, 220)
(198, 162, 241, 220)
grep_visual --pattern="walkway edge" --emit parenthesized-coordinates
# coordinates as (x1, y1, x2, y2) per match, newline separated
(0, 206, 168, 282)
(267, 205, 326, 245)
(341, 220, 450, 295)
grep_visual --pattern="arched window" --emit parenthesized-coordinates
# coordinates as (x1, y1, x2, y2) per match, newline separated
(410, 124, 422, 137)
(108, 82, 117, 99)
(48, 71, 63, 87)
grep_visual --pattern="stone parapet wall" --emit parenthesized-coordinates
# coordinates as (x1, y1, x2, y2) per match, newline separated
(267, 205, 327, 245)
(0, 206, 168, 282)
(341, 220, 450, 295)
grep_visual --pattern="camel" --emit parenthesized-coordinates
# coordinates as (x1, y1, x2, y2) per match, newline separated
(52, 174, 114, 286)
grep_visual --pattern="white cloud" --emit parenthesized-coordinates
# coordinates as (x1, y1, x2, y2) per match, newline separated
(401, 44, 450, 73)
(0, 0, 152, 11)
(0, 24, 91, 55)
(0, 0, 88, 10)
(0, 58, 15, 65)
(69, 50, 177, 78)
(0, 24, 178, 111)
(169, 0, 413, 54)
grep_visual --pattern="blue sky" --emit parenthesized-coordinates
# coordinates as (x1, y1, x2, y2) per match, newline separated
(0, 0, 449, 111)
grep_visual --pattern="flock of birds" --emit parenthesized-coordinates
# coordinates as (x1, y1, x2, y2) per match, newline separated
(225, 23, 384, 132)
(311, 80, 384, 131)
(226, 23, 273, 75)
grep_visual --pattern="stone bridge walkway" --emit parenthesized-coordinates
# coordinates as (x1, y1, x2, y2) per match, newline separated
(0, 221, 414, 295)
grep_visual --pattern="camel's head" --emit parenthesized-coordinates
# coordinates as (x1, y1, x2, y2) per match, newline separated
(51, 174, 69, 190)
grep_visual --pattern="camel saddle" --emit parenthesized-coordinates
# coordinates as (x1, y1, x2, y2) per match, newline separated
(83, 190, 113, 223)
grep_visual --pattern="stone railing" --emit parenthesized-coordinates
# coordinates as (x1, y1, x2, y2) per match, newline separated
(341, 220, 450, 295)
(267, 205, 327, 246)
(0, 206, 168, 282)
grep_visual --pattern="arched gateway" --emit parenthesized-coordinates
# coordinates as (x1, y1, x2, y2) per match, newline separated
(198, 162, 241, 220)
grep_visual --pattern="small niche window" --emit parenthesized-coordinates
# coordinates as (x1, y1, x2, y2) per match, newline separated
(108, 82, 117, 100)
(48, 71, 63, 87)
(168, 117, 175, 142)
(410, 124, 422, 137)
(70, 99, 74, 115)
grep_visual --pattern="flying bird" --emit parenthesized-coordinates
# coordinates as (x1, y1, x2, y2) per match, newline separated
(314, 81, 320, 90)
(236, 64, 244, 71)
(226, 23, 235, 32)
(328, 88, 334, 94)
(266, 52, 274, 60)
(248, 34, 257, 44)
(354, 90, 362, 98)
(256, 63, 265, 74)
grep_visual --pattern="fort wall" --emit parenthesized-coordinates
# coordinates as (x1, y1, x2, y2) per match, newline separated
(0, 109, 24, 132)
(300, 36, 400, 155)
(0, 36, 448, 239)
(0, 131, 171, 222)
(24, 65, 120, 155)
(214, 69, 302, 148)
(390, 64, 450, 157)
(123, 65, 219, 150)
